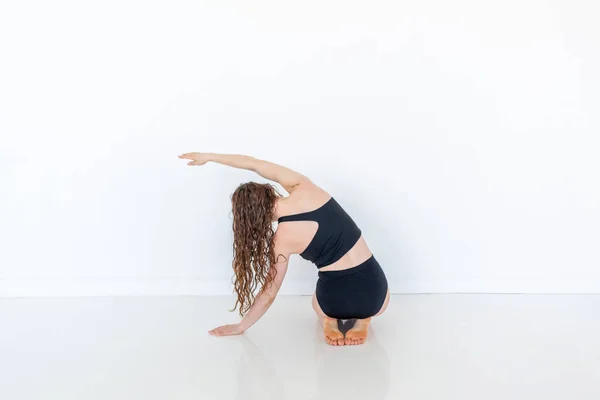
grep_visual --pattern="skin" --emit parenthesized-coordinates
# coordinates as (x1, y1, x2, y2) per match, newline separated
(178, 152, 390, 345)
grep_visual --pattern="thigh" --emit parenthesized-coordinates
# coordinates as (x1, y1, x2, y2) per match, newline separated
(375, 288, 390, 317)
(312, 291, 327, 321)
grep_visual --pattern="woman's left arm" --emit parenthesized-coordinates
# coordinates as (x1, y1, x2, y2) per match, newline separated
(208, 242, 290, 336)
(178, 152, 310, 193)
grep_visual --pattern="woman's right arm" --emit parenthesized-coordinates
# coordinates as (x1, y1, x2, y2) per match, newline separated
(179, 152, 310, 192)
(208, 234, 290, 336)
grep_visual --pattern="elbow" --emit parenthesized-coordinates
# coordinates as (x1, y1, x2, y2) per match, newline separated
(265, 295, 276, 307)
(245, 155, 259, 171)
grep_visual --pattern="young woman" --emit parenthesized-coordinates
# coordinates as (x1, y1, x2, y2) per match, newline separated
(178, 152, 390, 346)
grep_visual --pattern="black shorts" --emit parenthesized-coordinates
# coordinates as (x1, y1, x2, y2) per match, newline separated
(316, 255, 388, 320)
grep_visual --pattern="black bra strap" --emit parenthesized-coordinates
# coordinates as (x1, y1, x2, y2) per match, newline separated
(277, 197, 333, 224)
(277, 213, 317, 223)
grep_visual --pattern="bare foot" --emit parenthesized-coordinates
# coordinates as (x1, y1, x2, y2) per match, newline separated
(344, 318, 371, 345)
(323, 317, 345, 346)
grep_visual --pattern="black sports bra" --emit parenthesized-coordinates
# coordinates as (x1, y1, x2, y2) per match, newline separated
(277, 197, 362, 268)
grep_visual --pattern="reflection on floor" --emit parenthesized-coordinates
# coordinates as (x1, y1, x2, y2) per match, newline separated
(1, 295, 599, 399)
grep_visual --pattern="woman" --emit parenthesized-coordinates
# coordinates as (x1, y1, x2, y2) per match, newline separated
(178, 152, 390, 346)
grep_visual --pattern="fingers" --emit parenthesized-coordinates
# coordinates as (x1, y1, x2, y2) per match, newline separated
(177, 153, 196, 165)
(209, 325, 242, 337)
(178, 153, 210, 168)
(179, 153, 202, 166)
(209, 326, 227, 336)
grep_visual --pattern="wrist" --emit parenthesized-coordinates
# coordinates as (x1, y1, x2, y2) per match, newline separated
(206, 152, 217, 163)
(238, 321, 249, 333)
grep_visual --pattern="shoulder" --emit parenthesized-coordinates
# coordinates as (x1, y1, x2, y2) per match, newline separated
(280, 182, 332, 211)
(285, 177, 326, 195)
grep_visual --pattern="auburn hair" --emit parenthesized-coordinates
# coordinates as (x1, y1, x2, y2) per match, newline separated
(230, 182, 281, 316)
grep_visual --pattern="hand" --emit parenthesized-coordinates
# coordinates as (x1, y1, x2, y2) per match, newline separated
(178, 152, 212, 166)
(209, 323, 245, 337)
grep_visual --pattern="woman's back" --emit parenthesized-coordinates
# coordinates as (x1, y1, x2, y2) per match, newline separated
(274, 184, 373, 272)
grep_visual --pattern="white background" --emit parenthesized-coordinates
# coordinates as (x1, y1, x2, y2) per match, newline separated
(1, 0, 599, 296)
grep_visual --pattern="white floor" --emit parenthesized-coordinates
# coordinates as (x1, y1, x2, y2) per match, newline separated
(1, 295, 599, 400)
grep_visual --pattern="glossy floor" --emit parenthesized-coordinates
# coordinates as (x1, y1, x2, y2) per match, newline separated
(1, 295, 599, 399)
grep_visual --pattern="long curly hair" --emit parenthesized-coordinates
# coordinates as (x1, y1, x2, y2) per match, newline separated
(230, 182, 281, 316)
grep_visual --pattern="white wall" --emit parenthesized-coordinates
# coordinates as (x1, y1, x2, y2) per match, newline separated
(1, 0, 599, 296)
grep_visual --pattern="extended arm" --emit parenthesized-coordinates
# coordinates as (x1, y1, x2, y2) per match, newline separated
(238, 252, 288, 332)
(208, 240, 290, 336)
(179, 152, 309, 192)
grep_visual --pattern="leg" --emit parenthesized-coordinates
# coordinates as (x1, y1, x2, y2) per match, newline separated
(375, 288, 391, 316)
(312, 292, 344, 346)
(344, 318, 371, 345)
(345, 289, 390, 345)
(312, 292, 326, 324)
